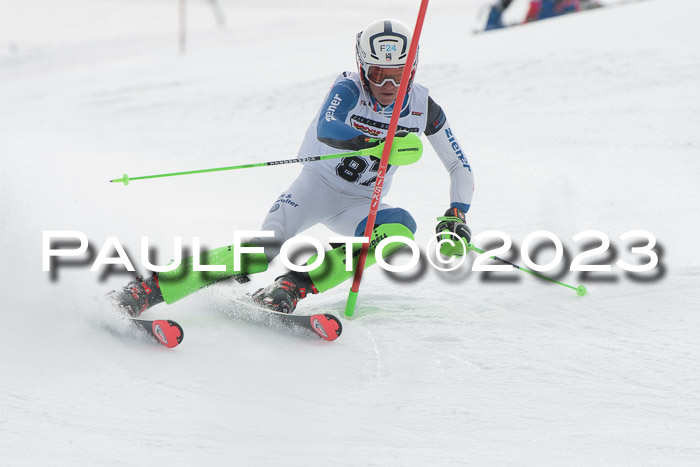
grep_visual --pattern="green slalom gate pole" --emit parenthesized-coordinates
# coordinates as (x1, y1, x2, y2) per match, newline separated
(466, 243, 588, 296)
(109, 134, 423, 186)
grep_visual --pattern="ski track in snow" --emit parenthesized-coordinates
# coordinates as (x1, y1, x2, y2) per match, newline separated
(2, 0, 700, 465)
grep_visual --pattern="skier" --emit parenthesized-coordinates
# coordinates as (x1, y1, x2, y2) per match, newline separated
(484, 0, 514, 31)
(524, 0, 582, 23)
(110, 19, 475, 316)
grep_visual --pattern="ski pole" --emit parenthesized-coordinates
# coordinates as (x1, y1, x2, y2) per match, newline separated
(109, 135, 422, 186)
(345, 0, 430, 318)
(466, 243, 588, 296)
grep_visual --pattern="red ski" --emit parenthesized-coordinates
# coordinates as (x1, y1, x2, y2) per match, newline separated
(275, 312, 343, 342)
(130, 318, 184, 348)
(232, 298, 343, 341)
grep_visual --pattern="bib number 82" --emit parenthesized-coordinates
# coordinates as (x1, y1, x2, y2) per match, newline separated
(335, 156, 384, 183)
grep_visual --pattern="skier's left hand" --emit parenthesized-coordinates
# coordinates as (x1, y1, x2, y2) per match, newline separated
(436, 207, 472, 244)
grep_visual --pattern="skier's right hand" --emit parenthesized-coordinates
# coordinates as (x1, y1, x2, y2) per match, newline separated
(364, 130, 411, 148)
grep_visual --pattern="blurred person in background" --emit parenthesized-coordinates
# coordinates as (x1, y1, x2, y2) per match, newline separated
(525, 0, 582, 23)
(484, 0, 514, 31)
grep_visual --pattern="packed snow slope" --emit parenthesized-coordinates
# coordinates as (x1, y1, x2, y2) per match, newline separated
(1, 0, 699, 465)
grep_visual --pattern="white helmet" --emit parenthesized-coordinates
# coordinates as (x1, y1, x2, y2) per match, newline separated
(355, 19, 418, 108)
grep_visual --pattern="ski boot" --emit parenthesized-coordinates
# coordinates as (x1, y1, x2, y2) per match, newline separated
(108, 273, 164, 317)
(250, 271, 318, 314)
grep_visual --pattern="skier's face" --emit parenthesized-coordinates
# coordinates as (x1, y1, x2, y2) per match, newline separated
(368, 80, 400, 106)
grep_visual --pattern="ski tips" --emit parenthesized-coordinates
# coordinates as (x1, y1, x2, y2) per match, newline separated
(131, 318, 184, 348)
(310, 314, 342, 341)
(150, 319, 184, 348)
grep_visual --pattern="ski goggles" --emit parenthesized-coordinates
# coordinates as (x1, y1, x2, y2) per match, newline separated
(366, 65, 405, 86)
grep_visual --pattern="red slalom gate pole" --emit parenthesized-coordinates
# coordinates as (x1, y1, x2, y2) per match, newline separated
(344, 0, 430, 318)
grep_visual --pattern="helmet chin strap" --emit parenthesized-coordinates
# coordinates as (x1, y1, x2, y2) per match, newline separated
(360, 84, 410, 118)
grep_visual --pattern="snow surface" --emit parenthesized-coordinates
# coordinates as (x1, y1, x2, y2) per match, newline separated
(1, 0, 699, 465)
